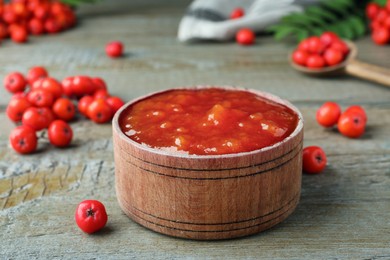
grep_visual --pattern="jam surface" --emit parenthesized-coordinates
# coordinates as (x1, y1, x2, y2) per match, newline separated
(120, 88, 299, 155)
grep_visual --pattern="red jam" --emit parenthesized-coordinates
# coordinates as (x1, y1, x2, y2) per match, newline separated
(119, 88, 299, 155)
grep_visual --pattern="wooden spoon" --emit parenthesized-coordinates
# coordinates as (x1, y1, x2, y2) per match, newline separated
(289, 40, 390, 87)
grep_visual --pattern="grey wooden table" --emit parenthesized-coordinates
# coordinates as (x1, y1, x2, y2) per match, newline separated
(1, 1, 390, 259)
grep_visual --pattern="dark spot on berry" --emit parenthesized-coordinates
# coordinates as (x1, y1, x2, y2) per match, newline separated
(18, 138, 25, 147)
(86, 208, 94, 217)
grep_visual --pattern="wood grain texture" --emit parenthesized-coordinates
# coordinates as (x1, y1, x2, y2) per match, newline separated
(113, 88, 304, 240)
(0, 0, 389, 258)
(346, 59, 390, 87)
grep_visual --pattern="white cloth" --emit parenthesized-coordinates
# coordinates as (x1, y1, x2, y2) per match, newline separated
(178, 0, 320, 42)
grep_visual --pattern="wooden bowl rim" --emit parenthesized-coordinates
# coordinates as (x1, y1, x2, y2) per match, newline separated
(112, 86, 304, 159)
(289, 40, 357, 75)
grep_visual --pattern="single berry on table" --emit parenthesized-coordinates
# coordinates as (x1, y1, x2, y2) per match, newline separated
(236, 28, 255, 45)
(40, 77, 63, 99)
(87, 98, 113, 124)
(33, 4, 50, 20)
(106, 96, 125, 114)
(92, 77, 107, 91)
(71, 76, 95, 97)
(45, 18, 61, 34)
(4, 72, 27, 93)
(27, 66, 48, 86)
(230, 8, 244, 19)
(9, 125, 37, 154)
(6, 97, 32, 122)
(302, 146, 327, 174)
(78, 95, 94, 116)
(27, 89, 54, 108)
(28, 18, 44, 35)
(316, 102, 341, 128)
(106, 41, 124, 58)
(344, 105, 367, 123)
(22, 107, 52, 131)
(11, 26, 28, 43)
(75, 200, 108, 234)
(52, 98, 76, 121)
(61, 77, 74, 97)
(39, 107, 56, 126)
(48, 120, 73, 147)
(93, 89, 110, 100)
(338, 111, 366, 138)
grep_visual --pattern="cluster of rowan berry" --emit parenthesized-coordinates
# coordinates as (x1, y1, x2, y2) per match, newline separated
(5, 66, 124, 154)
(366, 1, 390, 45)
(302, 104, 367, 175)
(292, 32, 350, 69)
(0, 0, 76, 44)
(316, 102, 367, 139)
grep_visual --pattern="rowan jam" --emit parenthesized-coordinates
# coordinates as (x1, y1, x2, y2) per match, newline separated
(120, 88, 299, 155)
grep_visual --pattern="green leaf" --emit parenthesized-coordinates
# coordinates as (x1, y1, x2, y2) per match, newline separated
(337, 20, 355, 39)
(305, 6, 339, 22)
(371, 0, 386, 6)
(329, 24, 343, 37)
(60, 0, 100, 7)
(266, 0, 369, 43)
(321, 0, 353, 16)
(266, 24, 284, 33)
(274, 26, 298, 41)
(282, 13, 327, 28)
(348, 16, 366, 37)
(310, 27, 324, 36)
(296, 30, 309, 42)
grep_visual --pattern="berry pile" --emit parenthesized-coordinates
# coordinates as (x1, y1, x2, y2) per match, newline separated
(316, 102, 367, 138)
(5, 66, 125, 154)
(0, 0, 76, 44)
(292, 32, 350, 69)
(366, 1, 390, 45)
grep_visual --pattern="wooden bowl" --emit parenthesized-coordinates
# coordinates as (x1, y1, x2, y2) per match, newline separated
(112, 86, 304, 240)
